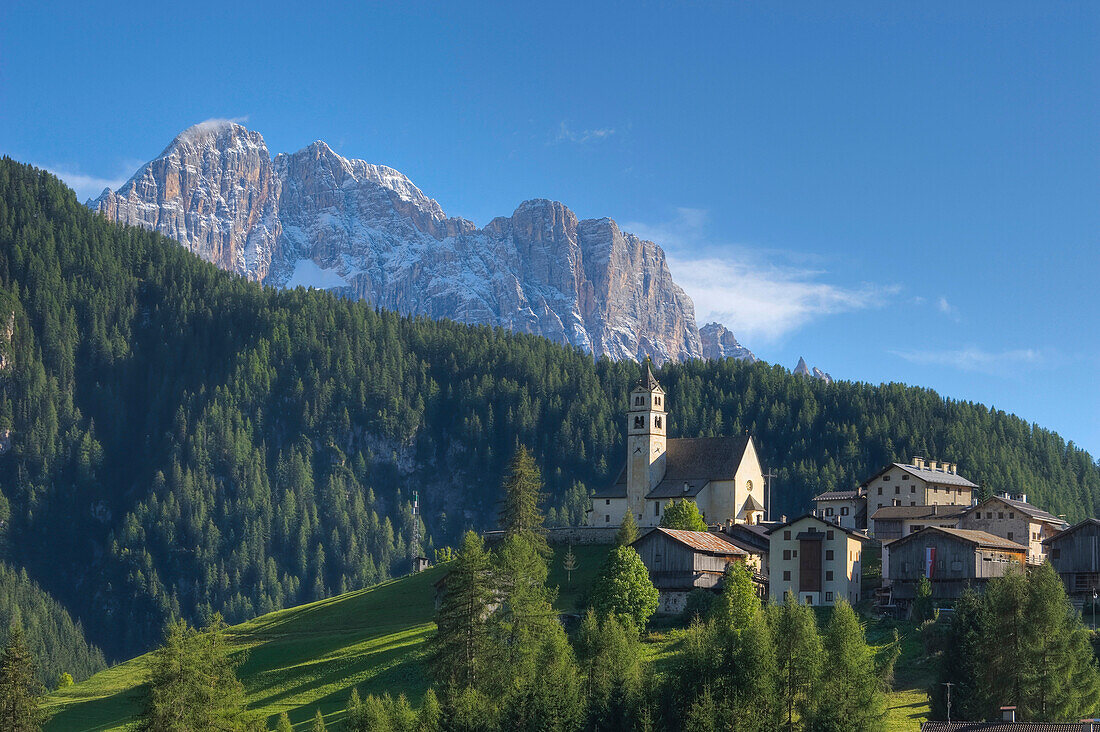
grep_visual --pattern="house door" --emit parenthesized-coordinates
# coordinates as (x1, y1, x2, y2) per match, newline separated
(800, 539, 822, 593)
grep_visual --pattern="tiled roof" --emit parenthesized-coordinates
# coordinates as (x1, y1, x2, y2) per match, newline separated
(813, 489, 863, 501)
(720, 532, 768, 555)
(860, 462, 979, 489)
(766, 513, 875, 543)
(639, 527, 746, 555)
(594, 435, 753, 499)
(899, 526, 1028, 552)
(993, 497, 1065, 526)
(921, 722, 1093, 731)
(1044, 518, 1100, 545)
(871, 505, 968, 521)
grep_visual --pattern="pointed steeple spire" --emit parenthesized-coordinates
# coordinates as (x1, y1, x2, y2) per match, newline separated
(637, 358, 660, 390)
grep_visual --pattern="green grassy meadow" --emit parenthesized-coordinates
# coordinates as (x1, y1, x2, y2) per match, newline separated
(43, 542, 930, 730)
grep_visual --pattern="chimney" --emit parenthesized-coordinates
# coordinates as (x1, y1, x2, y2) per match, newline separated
(781, 514, 787, 523)
(683, 482, 690, 494)
(912, 456, 925, 469)
(1000, 706, 1016, 722)
(1019, 493, 1027, 504)
(928, 460, 939, 472)
(949, 463, 957, 474)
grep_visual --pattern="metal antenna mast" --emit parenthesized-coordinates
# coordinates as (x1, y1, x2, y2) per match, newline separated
(941, 682, 954, 723)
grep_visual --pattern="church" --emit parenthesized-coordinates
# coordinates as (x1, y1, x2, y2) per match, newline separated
(588, 364, 767, 528)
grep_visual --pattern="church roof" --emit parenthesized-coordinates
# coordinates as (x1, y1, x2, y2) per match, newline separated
(633, 361, 662, 392)
(593, 435, 754, 499)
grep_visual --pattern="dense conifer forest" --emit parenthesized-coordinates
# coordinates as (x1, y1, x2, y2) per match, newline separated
(1, 158, 1098, 660)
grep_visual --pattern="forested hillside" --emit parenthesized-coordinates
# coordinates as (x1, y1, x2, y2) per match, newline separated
(1, 158, 1098, 660)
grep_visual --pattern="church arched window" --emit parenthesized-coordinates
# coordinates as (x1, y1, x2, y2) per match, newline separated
(635, 396, 644, 406)
(633, 416, 644, 429)
(654, 416, 662, 428)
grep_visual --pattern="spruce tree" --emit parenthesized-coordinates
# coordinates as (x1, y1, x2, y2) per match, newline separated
(503, 622, 582, 731)
(274, 711, 293, 732)
(577, 609, 646, 731)
(811, 601, 886, 731)
(499, 446, 547, 554)
(310, 708, 326, 731)
(429, 531, 493, 691)
(0, 625, 45, 732)
(616, 512, 639, 546)
(417, 688, 442, 732)
(772, 593, 822, 731)
(912, 575, 934, 624)
(591, 545, 659, 630)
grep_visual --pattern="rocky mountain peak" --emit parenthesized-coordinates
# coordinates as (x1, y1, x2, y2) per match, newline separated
(90, 122, 756, 364)
(699, 322, 755, 363)
(794, 356, 832, 383)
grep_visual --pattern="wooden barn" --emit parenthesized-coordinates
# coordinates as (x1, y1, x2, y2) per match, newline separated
(1044, 518, 1100, 601)
(632, 527, 745, 591)
(884, 526, 1026, 602)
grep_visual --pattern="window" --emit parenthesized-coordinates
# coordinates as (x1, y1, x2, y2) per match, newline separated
(910, 501, 916, 506)
(825, 507, 834, 516)
(805, 595, 813, 605)
(605, 515, 610, 523)
(783, 550, 791, 560)
(655, 503, 660, 516)
(825, 549, 834, 560)
(998, 512, 1004, 519)
(895, 486, 900, 494)
(827, 531, 834, 540)
(784, 530, 791, 540)
(986, 512, 993, 519)
(825, 592, 834, 601)
(911, 485, 916, 493)
(654, 416, 662, 428)
(654, 396, 661, 406)
(1007, 532, 1014, 540)
(634, 396, 643, 406)
(1052, 548, 1061, 559)
(883, 475, 890, 481)
(902, 474, 909, 481)
(605, 499, 610, 505)
(633, 416, 644, 429)
(783, 571, 791, 581)
(1009, 512, 1014, 519)
(793, 550, 798, 557)
(877, 487, 882, 495)
(841, 507, 849, 516)
(826, 570, 834, 581)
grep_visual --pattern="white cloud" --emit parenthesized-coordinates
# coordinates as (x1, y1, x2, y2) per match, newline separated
(553, 121, 616, 144)
(890, 346, 1043, 374)
(936, 296, 961, 321)
(180, 116, 250, 140)
(41, 166, 129, 202)
(625, 208, 892, 344)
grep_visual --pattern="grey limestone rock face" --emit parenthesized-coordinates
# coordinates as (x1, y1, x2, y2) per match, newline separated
(92, 122, 753, 364)
(699, 322, 756, 363)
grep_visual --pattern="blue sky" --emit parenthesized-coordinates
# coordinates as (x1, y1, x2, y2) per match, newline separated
(2, 2, 1098, 457)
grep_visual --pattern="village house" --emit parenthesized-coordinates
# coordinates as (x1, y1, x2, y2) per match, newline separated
(882, 526, 1027, 603)
(920, 706, 1098, 730)
(766, 514, 872, 606)
(871, 504, 969, 542)
(718, 519, 771, 579)
(632, 527, 747, 614)
(1044, 518, 1100, 606)
(864, 456, 977, 519)
(957, 493, 1067, 565)
(588, 365, 766, 528)
(812, 488, 867, 530)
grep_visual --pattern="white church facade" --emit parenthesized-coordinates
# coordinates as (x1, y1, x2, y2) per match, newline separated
(587, 365, 767, 529)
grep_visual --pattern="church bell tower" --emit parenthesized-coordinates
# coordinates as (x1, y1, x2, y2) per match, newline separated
(626, 361, 667, 524)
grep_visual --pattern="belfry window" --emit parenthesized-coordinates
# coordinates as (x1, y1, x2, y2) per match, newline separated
(654, 416, 662, 428)
(635, 396, 644, 406)
(654, 396, 661, 406)
(634, 416, 644, 429)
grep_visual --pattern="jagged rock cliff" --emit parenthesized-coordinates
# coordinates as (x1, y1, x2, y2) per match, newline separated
(92, 121, 751, 363)
(698, 322, 755, 362)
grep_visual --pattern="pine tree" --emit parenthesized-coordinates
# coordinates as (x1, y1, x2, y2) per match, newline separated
(714, 561, 758, 634)
(492, 532, 557, 691)
(0, 625, 45, 732)
(499, 446, 547, 554)
(728, 607, 782, 732)
(502, 622, 582, 731)
(659, 499, 707, 531)
(274, 712, 293, 731)
(1022, 562, 1100, 721)
(810, 600, 886, 731)
(772, 593, 822, 731)
(140, 615, 252, 731)
(562, 544, 578, 585)
(616, 512, 639, 546)
(911, 575, 934, 624)
(310, 708, 326, 731)
(591, 545, 659, 630)
(577, 609, 646, 730)
(429, 531, 493, 691)
(417, 688, 442, 732)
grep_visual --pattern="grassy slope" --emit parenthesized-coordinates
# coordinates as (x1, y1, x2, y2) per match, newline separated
(44, 543, 930, 731)
(43, 545, 610, 731)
